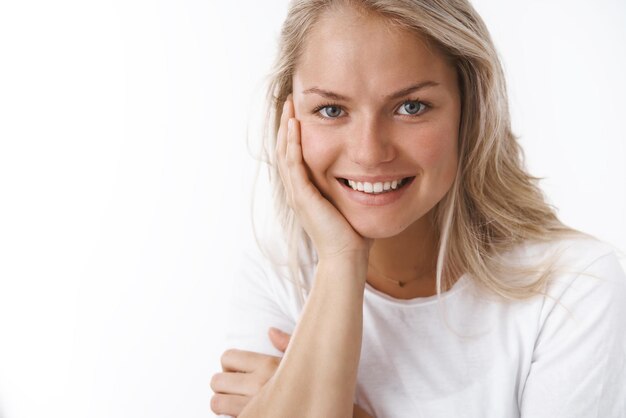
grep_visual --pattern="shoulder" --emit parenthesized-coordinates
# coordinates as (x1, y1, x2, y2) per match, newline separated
(223, 240, 311, 355)
(490, 235, 626, 326)
(513, 235, 626, 328)
(506, 234, 625, 290)
(509, 234, 621, 270)
(236, 238, 312, 315)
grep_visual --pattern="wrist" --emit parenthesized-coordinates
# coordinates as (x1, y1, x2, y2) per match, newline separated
(317, 250, 369, 285)
(317, 246, 370, 262)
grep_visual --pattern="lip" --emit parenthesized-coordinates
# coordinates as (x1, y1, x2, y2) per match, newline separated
(336, 176, 415, 206)
(337, 174, 413, 183)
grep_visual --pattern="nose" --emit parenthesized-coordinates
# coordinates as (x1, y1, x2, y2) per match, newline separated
(347, 116, 396, 168)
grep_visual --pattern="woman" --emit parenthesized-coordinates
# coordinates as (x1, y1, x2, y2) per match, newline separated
(211, 0, 626, 417)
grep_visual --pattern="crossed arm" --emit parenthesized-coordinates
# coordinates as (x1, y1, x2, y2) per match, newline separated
(213, 305, 373, 417)
(211, 255, 373, 417)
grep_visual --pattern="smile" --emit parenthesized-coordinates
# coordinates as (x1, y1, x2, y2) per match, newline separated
(336, 176, 416, 207)
(338, 177, 414, 194)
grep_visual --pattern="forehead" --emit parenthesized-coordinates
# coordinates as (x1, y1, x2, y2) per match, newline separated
(293, 7, 456, 97)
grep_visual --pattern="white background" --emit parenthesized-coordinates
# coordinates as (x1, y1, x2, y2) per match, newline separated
(0, 1, 624, 417)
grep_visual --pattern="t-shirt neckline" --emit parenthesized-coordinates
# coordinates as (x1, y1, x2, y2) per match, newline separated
(363, 273, 470, 307)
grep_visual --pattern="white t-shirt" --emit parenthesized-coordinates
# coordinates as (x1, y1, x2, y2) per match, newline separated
(220, 237, 626, 417)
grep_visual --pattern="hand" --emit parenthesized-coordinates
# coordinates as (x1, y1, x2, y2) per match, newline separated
(210, 332, 284, 416)
(210, 328, 375, 417)
(276, 95, 373, 261)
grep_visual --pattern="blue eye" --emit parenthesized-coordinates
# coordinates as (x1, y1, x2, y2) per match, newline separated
(318, 105, 343, 118)
(397, 100, 427, 116)
(313, 100, 429, 120)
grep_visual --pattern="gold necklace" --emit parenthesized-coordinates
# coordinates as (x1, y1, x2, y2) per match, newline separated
(367, 262, 424, 288)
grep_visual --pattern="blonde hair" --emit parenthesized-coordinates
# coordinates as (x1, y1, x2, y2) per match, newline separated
(254, 0, 583, 306)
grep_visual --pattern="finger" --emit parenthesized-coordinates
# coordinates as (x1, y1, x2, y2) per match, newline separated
(285, 116, 316, 198)
(275, 94, 293, 163)
(210, 371, 259, 397)
(277, 95, 296, 206)
(210, 393, 249, 417)
(268, 327, 291, 353)
(220, 348, 280, 374)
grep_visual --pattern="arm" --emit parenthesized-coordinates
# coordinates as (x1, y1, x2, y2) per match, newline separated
(239, 95, 372, 417)
(211, 322, 374, 418)
(239, 253, 368, 418)
(268, 328, 375, 418)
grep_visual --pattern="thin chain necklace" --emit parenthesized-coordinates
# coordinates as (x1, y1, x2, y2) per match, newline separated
(368, 261, 425, 288)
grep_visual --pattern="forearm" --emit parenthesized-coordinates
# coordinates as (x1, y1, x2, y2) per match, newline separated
(241, 253, 368, 418)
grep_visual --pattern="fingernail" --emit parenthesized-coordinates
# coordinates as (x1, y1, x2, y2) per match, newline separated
(288, 118, 293, 131)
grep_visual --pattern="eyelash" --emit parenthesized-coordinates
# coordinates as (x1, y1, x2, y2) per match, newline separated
(312, 99, 431, 120)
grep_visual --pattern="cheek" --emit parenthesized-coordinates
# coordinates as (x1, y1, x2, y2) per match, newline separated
(300, 124, 342, 178)
(405, 124, 458, 173)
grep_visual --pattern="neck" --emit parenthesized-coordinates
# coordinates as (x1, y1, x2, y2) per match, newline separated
(367, 212, 440, 298)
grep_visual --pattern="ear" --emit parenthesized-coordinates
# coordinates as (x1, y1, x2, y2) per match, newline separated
(268, 327, 291, 353)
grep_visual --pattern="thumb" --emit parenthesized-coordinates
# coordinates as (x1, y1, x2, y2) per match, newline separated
(268, 327, 291, 353)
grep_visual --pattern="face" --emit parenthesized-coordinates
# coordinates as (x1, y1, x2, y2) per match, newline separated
(292, 7, 461, 239)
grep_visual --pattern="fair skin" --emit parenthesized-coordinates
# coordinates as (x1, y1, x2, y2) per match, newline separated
(211, 6, 461, 417)
(212, 328, 372, 417)
(293, 6, 461, 298)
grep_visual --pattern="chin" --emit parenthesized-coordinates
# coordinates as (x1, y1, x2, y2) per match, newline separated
(347, 215, 413, 239)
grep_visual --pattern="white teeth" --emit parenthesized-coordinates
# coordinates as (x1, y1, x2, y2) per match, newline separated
(343, 177, 408, 194)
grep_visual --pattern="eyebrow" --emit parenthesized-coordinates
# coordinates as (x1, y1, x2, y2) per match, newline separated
(302, 81, 440, 101)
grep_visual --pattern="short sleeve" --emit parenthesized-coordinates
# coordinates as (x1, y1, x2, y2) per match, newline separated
(215, 246, 300, 418)
(519, 251, 626, 417)
(222, 245, 298, 357)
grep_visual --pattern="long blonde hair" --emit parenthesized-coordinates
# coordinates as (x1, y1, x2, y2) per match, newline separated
(254, 0, 582, 306)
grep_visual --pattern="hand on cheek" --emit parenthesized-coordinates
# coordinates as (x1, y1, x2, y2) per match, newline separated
(275, 95, 372, 260)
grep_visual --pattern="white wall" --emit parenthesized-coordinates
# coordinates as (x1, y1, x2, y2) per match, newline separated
(0, 1, 623, 417)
